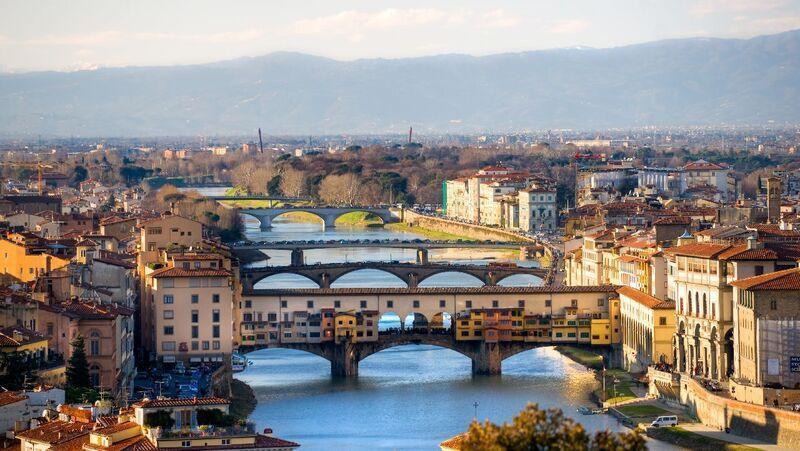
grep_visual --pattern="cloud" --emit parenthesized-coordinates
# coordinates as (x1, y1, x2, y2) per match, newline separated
(549, 19, 589, 34)
(690, 0, 788, 16)
(22, 29, 265, 47)
(290, 8, 519, 35)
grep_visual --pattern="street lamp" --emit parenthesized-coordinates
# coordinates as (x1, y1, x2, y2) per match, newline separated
(473, 401, 479, 420)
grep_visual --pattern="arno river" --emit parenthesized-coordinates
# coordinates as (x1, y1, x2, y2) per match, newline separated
(234, 215, 677, 450)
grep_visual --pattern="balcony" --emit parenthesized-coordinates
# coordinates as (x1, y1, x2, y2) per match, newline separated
(148, 422, 256, 441)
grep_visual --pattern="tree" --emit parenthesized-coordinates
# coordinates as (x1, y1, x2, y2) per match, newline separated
(72, 165, 89, 185)
(0, 351, 37, 390)
(280, 167, 307, 198)
(318, 173, 360, 206)
(66, 335, 91, 389)
(461, 403, 645, 451)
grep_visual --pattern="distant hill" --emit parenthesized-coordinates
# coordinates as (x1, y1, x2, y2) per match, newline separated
(1, 30, 799, 136)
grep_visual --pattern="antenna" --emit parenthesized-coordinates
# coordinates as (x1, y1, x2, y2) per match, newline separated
(258, 128, 264, 154)
(408, 126, 413, 145)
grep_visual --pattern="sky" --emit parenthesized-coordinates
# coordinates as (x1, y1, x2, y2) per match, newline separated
(1, 0, 800, 72)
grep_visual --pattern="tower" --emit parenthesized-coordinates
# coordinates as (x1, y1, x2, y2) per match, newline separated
(766, 176, 781, 224)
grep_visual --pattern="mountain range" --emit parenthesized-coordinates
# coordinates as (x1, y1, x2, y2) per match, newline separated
(1, 30, 799, 137)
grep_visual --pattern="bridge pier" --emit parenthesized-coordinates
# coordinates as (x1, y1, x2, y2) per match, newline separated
(323, 214, 338, 229)
(290, 248, 304, 266)
(329, 342, 359, 377)
(256, 215, 272, 231)
(415, 248, 429, 264)
(472, 342, 502, 376)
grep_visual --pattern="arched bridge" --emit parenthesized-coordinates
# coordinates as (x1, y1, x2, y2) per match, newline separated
(239, 333, 616, 377)
(240, 207, 397, 230)
(240, 262, 550, 290)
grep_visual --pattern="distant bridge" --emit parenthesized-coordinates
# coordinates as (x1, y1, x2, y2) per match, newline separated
(239, 207, 397, 230)
(231, 239, 526, 251)
(240, 262, 549, 290)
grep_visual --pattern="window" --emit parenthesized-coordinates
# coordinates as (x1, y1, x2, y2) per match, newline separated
(755, 265, 764, 276)
(213, 325, 220, 338)
(545, 300, 551, 307)
(518, 300, 525, 308)
(191, 341, 199, 350)
(244, 300, 252, 308)
(90, 339, 100, 356)
(191, 294, 199, 304)
(386, 300, 393, 308)
(192, 326, 199, 339)
(46, 322, 54, 336)
(492, 300, 499, 308)
(163, 295, 174, 304)
(213, 340, 220, 350)
(466, 300, 472, 308)
(194, 261, 201, 269)
(334, 300, 341, 308)
(597, 298, 605, 307)
(659, 317, 667, 326)
(441, 300, 447, 308)
(182, 262, 190, 270)
(413, 300, 420, 308)
(281, 300, 287, 308)
(212, 310, 220, 322)
(212, 294, 220, 303)
(360, 300, 367, 308)
(164, 326, 174, 335)
(307, 300, 314, 308)
(191, 310, 199, 322)
(202, 341, 210, 350)
(147, 227, 162, 235)
(162, 341, 176, 351)
(163, 310, 174, 319)
(770, 300, 777, 310)
(181, 441, 191, 447)
(571, 299, 578, 308)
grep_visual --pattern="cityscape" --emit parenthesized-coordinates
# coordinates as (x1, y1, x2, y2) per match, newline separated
(1, 2, 800, 451)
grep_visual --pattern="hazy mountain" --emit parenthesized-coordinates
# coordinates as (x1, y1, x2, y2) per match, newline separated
(1, 30, 799, 137)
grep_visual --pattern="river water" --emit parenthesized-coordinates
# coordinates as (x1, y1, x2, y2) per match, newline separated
(232, 213, 675, 450)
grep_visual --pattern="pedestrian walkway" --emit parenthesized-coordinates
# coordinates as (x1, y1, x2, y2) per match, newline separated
(680, 423, 793, 450)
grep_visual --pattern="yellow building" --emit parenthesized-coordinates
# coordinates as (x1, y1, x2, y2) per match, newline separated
(0, 233, 70, 283)
(334, 311, 357, 342)
(617, 286, 675, 373)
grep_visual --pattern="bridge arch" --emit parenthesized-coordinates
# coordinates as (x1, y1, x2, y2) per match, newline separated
(495, 273, 544, 287)
(417, 270, 485, 287)
(270, 209, 326, 226)
(249, 271, 322, 289)
(329, 268, 407, 288)
(328, 209, 389, 226)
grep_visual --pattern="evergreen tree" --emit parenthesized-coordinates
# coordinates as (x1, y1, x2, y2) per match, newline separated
(66, 335, 91, 388)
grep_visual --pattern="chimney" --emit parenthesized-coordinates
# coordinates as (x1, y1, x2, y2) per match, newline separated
(746, 236, 762, 250)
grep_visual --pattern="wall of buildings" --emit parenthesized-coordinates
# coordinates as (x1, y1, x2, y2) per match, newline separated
(403, 210, 536, 244)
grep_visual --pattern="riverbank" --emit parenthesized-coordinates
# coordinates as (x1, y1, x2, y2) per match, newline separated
(647, 427, 758, 450)
(385, 222, 478, 241)
(230, 379, 258, 421)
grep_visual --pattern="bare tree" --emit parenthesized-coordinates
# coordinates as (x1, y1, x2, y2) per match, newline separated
(280, 167, 307, 198)
(232, 160, 276, 195)
(318, 173, 360, 205)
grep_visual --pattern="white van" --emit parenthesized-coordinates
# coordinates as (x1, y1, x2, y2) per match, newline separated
(650, 415, 678, 428)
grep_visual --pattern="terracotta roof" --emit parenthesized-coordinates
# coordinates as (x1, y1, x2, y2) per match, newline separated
(652, 216, 691, 225)
(49, 300, 134, 320)
(0, 391, 27, 407)
(134, 397, 229, 409)
(664, 243, 731, 258)
(730, 268, 800, 291)
(83, 434, 155, 451)
(16, 421, 94, 444)
(718, 245, 778, 261)
(149, 267, 232, 278)
(683, 160, 727, 170)
(440, 434, 465, 450)
(92, 256, 136, 269)
(170, 253, 223, 261)
(91, 421, 139, 436)
(617, 286, 674, 310)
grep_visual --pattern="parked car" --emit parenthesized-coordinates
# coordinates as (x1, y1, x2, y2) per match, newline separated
(650, 415, 678, 428)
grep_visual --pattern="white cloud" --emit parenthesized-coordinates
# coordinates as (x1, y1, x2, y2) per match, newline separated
(549, 19, 590, 34)
(22, 29, 265, 47)
(290, 8, 519, 35)
(690, 0, 788, 16)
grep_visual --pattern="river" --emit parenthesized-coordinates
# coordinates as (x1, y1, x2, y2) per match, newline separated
(223, 200, 675, 450)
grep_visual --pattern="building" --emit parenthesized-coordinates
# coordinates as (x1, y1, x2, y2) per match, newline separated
(0, 233, 71, 283)
(617, 286, 675, 373)
(0, 195, 62, 215)
(38, 299, 135, 398)
(682, 160, 730, 201)
(730, 268, 800, 406)
(766, 176, 782, 224)
(637, 167, 686, 196)
(518, 187, 557, 231)
(16, 398, 299, 451)
(146, 253, 234, 365)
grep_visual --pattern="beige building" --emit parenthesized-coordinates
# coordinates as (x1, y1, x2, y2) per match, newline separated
(617, 286, 675, 373)
(147, 253, 234, 365)
(730, 268, 800, 406)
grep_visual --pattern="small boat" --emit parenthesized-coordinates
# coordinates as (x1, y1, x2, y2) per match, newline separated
(231, 353, 249, 373)
(592, 408, 605, 415)
(576, 406, 593, 415)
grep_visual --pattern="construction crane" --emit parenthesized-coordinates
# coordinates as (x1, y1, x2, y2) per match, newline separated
(0, 159, 48, 195)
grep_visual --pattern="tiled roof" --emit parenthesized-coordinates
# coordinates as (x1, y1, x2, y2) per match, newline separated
(683, 160, 727, 170)
(149, 267, 232, 278)
(440, 434, 465, 450)
(617, 286, 674, 310)
(93, 256, 136, 269)
(134, 397, 229, 409)
(718, 245, 779, 261)
(246, 285, 619, 296)
(16, 420, 94, 444)
(652, 216, 691, 225)
(664, 243, 731, 258)
(0, 391, 27, 407)
(84, 434, 155, 451)
(91, 421, 139, 436)
(730, 268, 800, 291)
(0, 326, 48, 347)
(49, 300, 134, 320)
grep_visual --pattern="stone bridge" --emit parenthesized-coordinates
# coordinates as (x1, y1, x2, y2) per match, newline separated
(241, 262, 550, 289)
(239, 333, 616, 377)
(239, 207, 397, 230)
